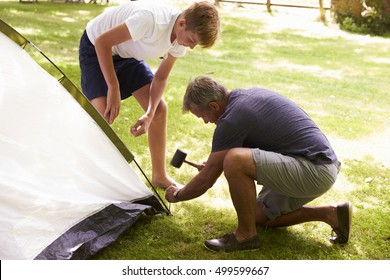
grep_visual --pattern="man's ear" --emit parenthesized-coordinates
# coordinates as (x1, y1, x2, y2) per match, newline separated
(209, 101, 219, 111)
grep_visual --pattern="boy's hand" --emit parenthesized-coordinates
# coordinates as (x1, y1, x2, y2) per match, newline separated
(131, 114, 151, 137)
(104, 88, 121, 124)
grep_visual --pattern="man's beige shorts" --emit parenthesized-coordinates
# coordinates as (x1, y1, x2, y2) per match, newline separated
(252, 149, 340, 220)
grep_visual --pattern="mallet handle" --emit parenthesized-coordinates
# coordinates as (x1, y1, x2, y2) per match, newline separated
(184, 159, 201, 170)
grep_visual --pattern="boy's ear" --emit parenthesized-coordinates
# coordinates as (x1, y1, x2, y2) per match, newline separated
(178, 18, 186, 27)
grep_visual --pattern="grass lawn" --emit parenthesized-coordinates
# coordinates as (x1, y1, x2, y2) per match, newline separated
(1, 0, 389, 260)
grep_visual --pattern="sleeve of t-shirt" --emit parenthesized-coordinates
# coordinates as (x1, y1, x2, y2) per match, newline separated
(169, 43, 187, 58)
(212, 120, 247, 152)
(124, 10, 154, 41)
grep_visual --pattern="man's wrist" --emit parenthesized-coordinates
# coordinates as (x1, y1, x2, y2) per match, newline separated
(173, 188, 181, 201)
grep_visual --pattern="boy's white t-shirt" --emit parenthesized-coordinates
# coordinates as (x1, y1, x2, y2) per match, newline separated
(86, 2, 187, 60)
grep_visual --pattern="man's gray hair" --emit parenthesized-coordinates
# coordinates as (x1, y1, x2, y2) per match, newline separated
(182, 76, 228, 112)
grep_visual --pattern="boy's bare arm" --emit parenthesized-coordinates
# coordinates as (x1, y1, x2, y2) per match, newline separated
(94, 23, 132, 124)
(131, 54, 177, 136)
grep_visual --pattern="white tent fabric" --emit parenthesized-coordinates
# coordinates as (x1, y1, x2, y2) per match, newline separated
(0, 27, 167, 259)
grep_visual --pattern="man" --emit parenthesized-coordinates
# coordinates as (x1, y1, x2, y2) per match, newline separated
(79, 1, 220, 189)
(166, 76, 352, 252)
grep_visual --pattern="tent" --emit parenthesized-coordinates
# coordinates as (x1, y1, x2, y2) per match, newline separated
(0, 19, 170, 260)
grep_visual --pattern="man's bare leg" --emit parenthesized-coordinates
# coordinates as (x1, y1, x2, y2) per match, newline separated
(224, 147, 347, 244)
(222, 147, 339, 234)
(223, 148, 259, 241)
(256, 205, 338, 229)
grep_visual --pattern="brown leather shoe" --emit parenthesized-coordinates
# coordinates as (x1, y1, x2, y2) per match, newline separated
(204, 233, 260, 252)
(330, 202, 353, 245)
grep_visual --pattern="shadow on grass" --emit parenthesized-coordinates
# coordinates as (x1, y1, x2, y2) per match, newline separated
(92, 152, 389, 260)
(92, 198, 363, 260)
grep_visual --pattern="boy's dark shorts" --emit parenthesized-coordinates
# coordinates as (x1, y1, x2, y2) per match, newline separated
(79, 31, 154, 101)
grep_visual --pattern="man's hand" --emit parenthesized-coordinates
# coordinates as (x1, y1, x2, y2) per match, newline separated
(130, 113, 152, 137)
(197, 161, 207, 171)
(104, 88, 121, 124)
(165, 184, 180, 203)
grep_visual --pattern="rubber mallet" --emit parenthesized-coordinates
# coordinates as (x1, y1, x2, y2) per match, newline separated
(170, 149, 201, 169)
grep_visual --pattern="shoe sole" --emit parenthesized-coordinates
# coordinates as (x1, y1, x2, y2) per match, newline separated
(332, 202, 353, 245)
(203, 242, 261, 252)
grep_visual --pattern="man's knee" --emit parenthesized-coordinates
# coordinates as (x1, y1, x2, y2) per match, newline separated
(223, 148, 256, 180)
(223, 148, 252, 178)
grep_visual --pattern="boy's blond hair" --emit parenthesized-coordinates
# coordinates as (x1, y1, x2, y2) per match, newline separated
(183, 1, 220, 48)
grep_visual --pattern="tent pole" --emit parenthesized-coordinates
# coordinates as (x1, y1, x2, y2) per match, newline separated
(133, 159, 172, 215)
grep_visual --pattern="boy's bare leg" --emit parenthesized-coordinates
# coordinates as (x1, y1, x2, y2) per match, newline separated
(90, 85, 174, 189)
(91, 96, 108, 117)
(132, 84, 174, 189)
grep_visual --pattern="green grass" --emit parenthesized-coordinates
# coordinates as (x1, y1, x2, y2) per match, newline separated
(1, 1, 389, 260)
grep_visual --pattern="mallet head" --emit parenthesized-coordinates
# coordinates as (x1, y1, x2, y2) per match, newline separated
(170, 149, 188, 168)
